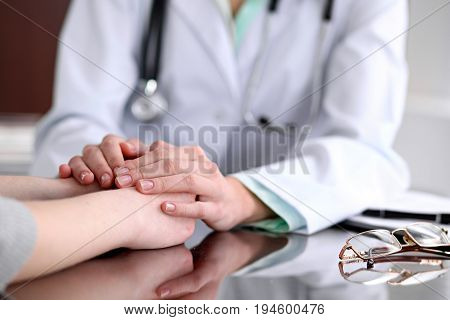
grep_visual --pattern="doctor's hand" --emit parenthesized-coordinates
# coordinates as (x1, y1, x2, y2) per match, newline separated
(115, 141, 274, 231)
(59, 134, 146, 188)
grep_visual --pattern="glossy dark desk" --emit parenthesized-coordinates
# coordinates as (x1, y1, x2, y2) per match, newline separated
(7, 223, 450, 300)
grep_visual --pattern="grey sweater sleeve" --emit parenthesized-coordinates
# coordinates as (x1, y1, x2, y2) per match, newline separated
(0, 197, 36, 294)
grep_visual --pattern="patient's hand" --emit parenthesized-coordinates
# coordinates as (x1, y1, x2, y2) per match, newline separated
(100, 189, 197, 250)
(17, 189, 196, 281)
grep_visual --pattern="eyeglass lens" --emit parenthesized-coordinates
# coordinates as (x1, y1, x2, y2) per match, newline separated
(349, 230, 401, 259)
(405, 224, 449, 247)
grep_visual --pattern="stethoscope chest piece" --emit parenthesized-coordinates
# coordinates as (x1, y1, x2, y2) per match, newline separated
(131, 79, 168, 122)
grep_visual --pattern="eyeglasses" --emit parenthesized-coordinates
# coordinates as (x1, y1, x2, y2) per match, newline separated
(339, 223, 450, 262)
(339, 256, 449, 286)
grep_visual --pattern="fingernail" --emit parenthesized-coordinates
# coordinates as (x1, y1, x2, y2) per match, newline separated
(116, 175, 132, 187)
(114, 167, 129, 176)
(80, 172, 90, 182)
(100, 173, 110, 186)
(139, 180, 154, 191)
(164, 202, 176, 213)
(159, 288, 171, 298)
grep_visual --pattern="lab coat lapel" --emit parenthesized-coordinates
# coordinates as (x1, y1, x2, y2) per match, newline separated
(237, 1, 294, 82)
(172, 0, 240, 100)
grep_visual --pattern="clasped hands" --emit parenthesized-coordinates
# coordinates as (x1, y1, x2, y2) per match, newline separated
(59, 135, 272, 231)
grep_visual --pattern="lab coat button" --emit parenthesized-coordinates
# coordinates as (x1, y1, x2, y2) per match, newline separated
(258, 116, 269, 126)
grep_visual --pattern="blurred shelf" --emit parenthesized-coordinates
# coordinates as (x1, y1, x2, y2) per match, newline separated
(0, 113, 39, 175)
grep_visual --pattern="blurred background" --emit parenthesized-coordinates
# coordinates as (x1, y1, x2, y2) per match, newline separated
(0, 0, 449, 195)
(0, 0, 70, 174)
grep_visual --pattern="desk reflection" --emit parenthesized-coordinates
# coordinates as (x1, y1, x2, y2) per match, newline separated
(8, 228, 447, 300)
(7, 230, 287, 300)
(339, 256, 450, 286)
(158, 231, 288, 299)
(8, 246, 193, 300)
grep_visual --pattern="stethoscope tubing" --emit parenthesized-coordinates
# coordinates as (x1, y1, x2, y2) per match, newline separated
(132, 0, 334, 125)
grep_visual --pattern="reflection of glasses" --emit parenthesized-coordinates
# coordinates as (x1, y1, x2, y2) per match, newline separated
(339, 256, 449, 286)
(339, 223, 450, 262)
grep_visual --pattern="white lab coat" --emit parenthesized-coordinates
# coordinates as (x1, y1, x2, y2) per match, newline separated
(32, 0, 410, 234)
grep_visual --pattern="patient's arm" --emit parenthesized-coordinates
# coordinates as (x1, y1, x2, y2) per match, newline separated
(0, 176, 101, 201)
(14, 188, 195, 282)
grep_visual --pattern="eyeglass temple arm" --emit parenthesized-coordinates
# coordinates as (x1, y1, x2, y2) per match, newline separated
(338, 244, 349, 259)
(339, 244, 360, 260)
(401, 245, 450, 256)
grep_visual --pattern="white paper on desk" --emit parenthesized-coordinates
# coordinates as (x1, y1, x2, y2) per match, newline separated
(371, 190, 450, 214)
(344, 190, 450, 230)
(345, 215, 436, 230)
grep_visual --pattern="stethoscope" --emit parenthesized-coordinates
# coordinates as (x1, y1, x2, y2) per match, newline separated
(130, 0, 334, 126)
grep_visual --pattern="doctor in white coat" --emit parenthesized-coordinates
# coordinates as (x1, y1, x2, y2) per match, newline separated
(31, 0, 410, 234)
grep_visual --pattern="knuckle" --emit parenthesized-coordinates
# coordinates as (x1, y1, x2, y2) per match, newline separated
(100, 138, 117, 150)
(127, 138, 141, 150)
(102, 134, 118, 143)
(205, 161, 219, 174)
(210, 162, 219, 172)
(127, 138, 139, 144)
(184, 174, 197, 189)
(150, 140, 166, 151)
(186, 146, 204, 159)
(163, 159, 177, 174)
(212, 165, 222, 178)
(82, 144, 97, 156)
(193, 146, 204, 155)
(68, 156, 82, 166)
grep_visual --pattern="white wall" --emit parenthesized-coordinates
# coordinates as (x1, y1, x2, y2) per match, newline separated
(394, 0, 450, 195)
(406, 0, 450, 100)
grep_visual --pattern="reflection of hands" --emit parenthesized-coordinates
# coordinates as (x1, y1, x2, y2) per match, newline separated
(156, 231, 288, 299)
(8, 246, 193, 300)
